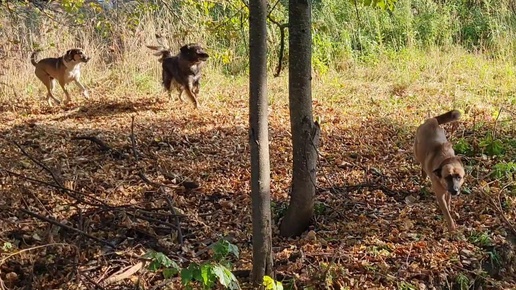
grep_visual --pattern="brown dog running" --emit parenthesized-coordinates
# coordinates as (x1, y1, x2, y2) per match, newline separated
(31, 48, 91, 105)
(414, 110, 465, 231)
(147, 43, 209, 109)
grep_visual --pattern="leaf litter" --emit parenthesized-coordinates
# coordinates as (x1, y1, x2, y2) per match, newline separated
(0, 75, 514, 289)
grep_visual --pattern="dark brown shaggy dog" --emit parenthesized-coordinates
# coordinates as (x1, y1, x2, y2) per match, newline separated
(147, 43, 209, 108)
(414, 110, 465, 231)
(31, 48, 91, 105)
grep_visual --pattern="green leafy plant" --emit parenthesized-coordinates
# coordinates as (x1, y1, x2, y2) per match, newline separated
(271, 201, 288, 223)
(487, 248, 501, 267)
(468, 231, 492, 247)
(263, 275, 284, 290)
(144, 250, 181, 278)
(398, 281, 417, 290)
(210, 239, 240, 266)
(479, 134, 505, 156)
(144, 239, 240, 290)
(314, 201, 328, 215)
(455, 272, 471, 290)
(1, 242, 13, 252)
(454, 138, 474, 156)
(180, 262, 239, 290)
(492, 162, 516, 180)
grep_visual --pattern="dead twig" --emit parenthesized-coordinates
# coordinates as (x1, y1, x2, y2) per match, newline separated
(479, 187, 516, 236)
(0, 243, 77, 266)
(78, 272, 105, 290)
(1, 167, 110, 208)
(12, 141, 64, 186)
(130, 116, 139, 162)
(72, 136, 125, 159)
(164, 189, 184, 246)
(18, 207, 116, 249)
(126, 212, 178, 229)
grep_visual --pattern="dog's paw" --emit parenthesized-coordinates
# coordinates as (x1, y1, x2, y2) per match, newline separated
(83, 90, 90, 99)
(47, 99, 60, 106)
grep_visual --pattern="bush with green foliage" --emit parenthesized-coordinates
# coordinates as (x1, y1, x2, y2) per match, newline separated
(3, 0, 516, 75)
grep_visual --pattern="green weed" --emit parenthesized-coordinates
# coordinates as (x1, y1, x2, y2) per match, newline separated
(455, 272, 472, 290)
(478, 134, 505, 156)
(144, 239, 240, 290)
(493, 162, 516, 181)
(454, 138, 474, 156)
(468, 231, 493, 247)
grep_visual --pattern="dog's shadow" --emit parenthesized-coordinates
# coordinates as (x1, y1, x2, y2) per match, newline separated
(52, 98, 167, 121)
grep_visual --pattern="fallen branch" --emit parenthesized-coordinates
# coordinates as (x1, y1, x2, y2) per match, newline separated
(0, 243, 77, 266)
(78, 272, 106, 290)
(479, 187, 516, 236)
(126, 212, 178, 229)
(1, 167, 111, 208)
(18, 208, 116, 249)
(164, 191, 183, 246)
(12, 141, 64, 186)
(72, 136, 125, 159)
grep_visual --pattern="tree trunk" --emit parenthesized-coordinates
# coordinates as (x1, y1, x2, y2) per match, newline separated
(279, 0, 320, 238)
(249, 0, 273, 285)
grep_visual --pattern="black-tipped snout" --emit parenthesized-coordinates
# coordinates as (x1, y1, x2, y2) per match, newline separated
(198, 52, 209, 61)
(449, 187, 460, 196)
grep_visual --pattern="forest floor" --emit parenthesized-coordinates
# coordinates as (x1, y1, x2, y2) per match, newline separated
(0, 49, 515, 289)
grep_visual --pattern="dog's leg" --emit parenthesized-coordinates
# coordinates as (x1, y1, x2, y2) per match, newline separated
(183, 79, 199, 108)
(58, 80, 72, 104)
(36, 71, 60, 105)
(446, 192, 452, 212)
(193, 80, 200, 94)
(45, 79, 61, 106)
(177, 89, 184, 102)
(436, 192, 456, 231)
(184, 88, 198, 108)
(74, 79, 89, 99)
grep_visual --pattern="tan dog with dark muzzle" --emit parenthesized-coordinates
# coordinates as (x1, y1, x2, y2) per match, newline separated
(414, 110, 465, 231)
(31, 48, 91, 105)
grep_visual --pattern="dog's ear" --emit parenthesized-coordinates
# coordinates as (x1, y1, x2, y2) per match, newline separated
(180, 44, 190, 54)
(433, 167, 442, 178)
(64, 50, 74, 61)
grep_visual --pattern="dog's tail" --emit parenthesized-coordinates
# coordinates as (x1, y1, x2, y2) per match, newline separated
(30, 50, 42, 66)
(434, 110, 461, 125)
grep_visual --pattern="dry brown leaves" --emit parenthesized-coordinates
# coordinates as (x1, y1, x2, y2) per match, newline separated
(0, 83, 514, 290)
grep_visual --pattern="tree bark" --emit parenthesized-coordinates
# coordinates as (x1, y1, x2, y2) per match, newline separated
(249, 0, 274, 285)
(280, 0, 320, 238)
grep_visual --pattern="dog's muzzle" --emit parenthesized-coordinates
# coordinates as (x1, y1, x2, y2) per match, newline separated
(198, 52, 209, 61)
(449, 188, 460, 196)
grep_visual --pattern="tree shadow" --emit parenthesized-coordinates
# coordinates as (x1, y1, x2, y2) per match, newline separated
(0, 112, 511, 288)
